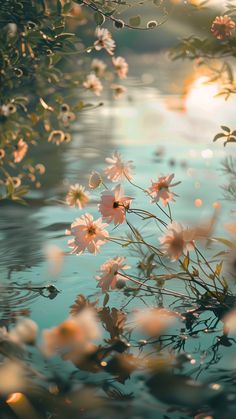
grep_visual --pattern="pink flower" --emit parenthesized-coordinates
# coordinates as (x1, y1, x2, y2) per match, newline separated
(147, 173, 179, 206)
(66, 184, 89, 208)
(42, 309, 100, 359)
(133, 308, 180, 337)
(13, 139, 28, 163)
(83, 74, 103, 96)
(67, 213, 109, 255)
(104, 151, 134, 182)
(211, 15, 235, 40)
(98, 184, 132, 225)
(88, 171, 102, 189)
(159, 222, 195, 261)
(111, 84, 127, 99)
(96, 256, 130, 292)
(112, 56, 128, 79)
(91, 58, 107, 76)
(94, 27, 116, 55)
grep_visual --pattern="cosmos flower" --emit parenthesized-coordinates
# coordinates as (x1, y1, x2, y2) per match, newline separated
(83, 74, 103, 96)
(147, 173, 179, 206)
(91, 58, 107, 76)
(88, 171, 102, 189)
(211, 15, 235, 40)
(104, 151, 134, 182)
(66, 184, 89, 208)
(9, 319, 38, 346)
(111, 84, 127, 99)
(67, 213, 109, 255)
(98, 184, 132, 225)
(112, 56, 128, 79)
(159, 222, 195, 261)
(133, 308, 180, 337)
(42, 309, 100, 360)
(96, 256, 130, 292)
(94, 27, 116, 55)
(13, 139, 28, 163)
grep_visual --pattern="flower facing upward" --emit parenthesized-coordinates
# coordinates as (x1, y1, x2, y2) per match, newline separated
(159, 222, 195, 261)
(83, 74, 103, 96)
(211, 15, 235, 40)
(66, 184, 89, 208)
(98, 184, 132, 225)
(96, 256, 130, 292)
(13, 139, 28, 163)
(104, 151, 134, 182)
(112, 56, 128, 79)
(67, 213, 109, 255)
(147, 173, 178, 206)
(94, 27, 116, 55)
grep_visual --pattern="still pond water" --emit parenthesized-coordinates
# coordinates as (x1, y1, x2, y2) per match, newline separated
(1, 53, 236, 418)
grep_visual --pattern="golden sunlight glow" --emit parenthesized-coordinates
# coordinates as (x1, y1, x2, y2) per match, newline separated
(6, 393, 23, 404)
(184, 76, 222, 112)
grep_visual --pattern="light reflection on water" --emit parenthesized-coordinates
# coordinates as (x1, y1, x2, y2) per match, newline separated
(1, 53, 236, 415)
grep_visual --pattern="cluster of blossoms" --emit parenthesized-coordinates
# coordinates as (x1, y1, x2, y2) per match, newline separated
(83, 28, 128, 98)
(64, 151, 213, 291)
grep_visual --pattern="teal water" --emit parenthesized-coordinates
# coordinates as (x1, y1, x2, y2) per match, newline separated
(1, 53, 236, 418)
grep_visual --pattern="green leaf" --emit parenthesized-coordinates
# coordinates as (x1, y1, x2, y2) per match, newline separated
(129, 15, 141, 27)
(213, 237, 234, 249)
(63, 2, 72, 13)
(213, 133, 225, 142)
(221, 125, 230, 132)
(183, 254, 189, 270)
(57, 0, 62, 15)
(103, 293, 109, 307)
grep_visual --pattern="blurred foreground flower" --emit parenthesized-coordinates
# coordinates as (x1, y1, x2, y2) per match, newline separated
(9, 318, 38, 345)
(94, 27, 116, 55)
(104, 151, 134, 182)
(112, 57, 128, 79)
(66, 184, 89, 208)
(88, 171, 102, 189)
(211, 15, 235, 40)
(147, 173, 179, 206)
(96, 256, 130, 292)
(98, 184, 132, 225)
(223, 309, 236, 334)
(42, 309, 100, 361)
(0, 362, 26, 394)
(133, 308, 180, 337)
(67, 213, 109, 254)
(13, 139, 28, 163)
(83, 73, 103, 96)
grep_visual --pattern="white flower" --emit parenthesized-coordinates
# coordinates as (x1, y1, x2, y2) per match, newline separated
(83, 74, 103, 96)
(94, 27, 116, 55)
